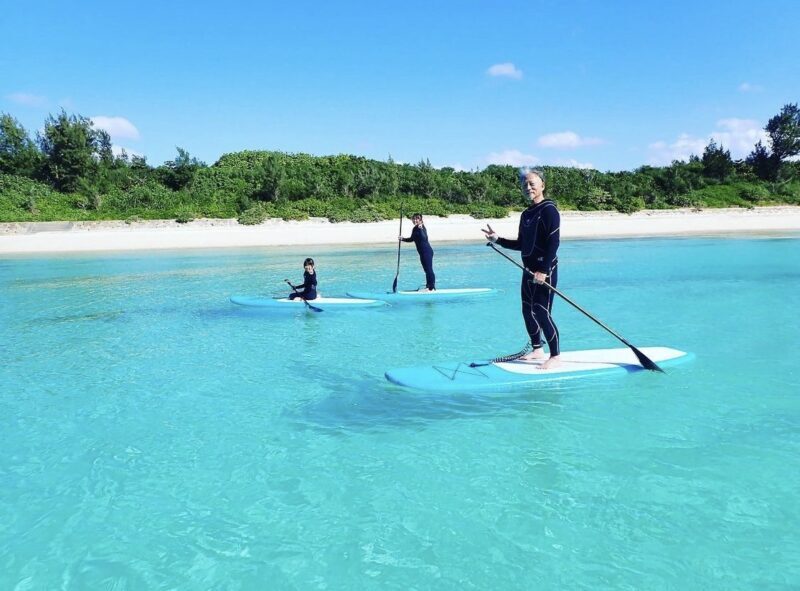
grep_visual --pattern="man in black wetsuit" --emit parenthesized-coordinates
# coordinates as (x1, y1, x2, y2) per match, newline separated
(400, 213, 436, 291)
(482, 168, 561, 369)
(287, 257, 318, 300)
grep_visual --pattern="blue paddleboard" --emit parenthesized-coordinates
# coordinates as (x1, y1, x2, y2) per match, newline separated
(230, 295, 386, 311)
(385, 346, 694, 392)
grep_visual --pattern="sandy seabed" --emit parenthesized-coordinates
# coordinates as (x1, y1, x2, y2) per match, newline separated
(1, 206, 799, 255)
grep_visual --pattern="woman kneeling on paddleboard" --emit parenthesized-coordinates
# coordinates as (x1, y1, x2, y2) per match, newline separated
(287, 258, 318, 301)
(482, 168, 561, 369)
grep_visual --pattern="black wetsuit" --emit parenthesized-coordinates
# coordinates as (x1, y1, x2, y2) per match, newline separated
(497, 199, 560, 355)
(289, 271, 317, 300)
(402, 225, 435, 290)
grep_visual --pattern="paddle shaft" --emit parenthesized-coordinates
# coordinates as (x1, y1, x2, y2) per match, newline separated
(284, 279, 323, 313)
(392, 204, 404, 292)
(487, 242, 663, 371)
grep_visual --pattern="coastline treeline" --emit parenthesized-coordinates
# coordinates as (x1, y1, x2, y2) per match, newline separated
(1, 104, 798, 224)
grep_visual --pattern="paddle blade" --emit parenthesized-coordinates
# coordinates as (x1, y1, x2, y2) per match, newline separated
(306, 302, 323, 313)
(632, 346, 664, 373)
(392, 276, 398, 293)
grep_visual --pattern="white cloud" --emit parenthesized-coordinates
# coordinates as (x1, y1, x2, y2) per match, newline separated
(537, 131, 603, 149)
(551, 158, 596, 169)
(711, 118, 768, 157)
(487, 62, 523, 80)
(485, 149, 539, 167)
(647, 134, 707, 165)
(433, 162, 468, 172)
(647, 118, 768, 165)
(6, 92, 47, 107)
(738, 82, 763, 93)
(91, 116, 140, 141)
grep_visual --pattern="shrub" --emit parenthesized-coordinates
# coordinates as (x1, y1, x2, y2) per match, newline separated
(614, 195, 645, 214)
(175, 208, 195, 223)
(274, 204, 310, 221)
(739, 183, 771, 203)
(347, 206, 386, 223)
(467, 203, 509, 219)
(238, 204, 268, 225)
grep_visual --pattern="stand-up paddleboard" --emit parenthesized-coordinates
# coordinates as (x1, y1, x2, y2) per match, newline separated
(230, 295, 386, 311)
(386, 346, 693, 392)
(346, 287, 498, 303)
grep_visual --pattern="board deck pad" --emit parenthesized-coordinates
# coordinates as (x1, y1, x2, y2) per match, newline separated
(346, 287, 497, 303)
(385, 346, 693, 392)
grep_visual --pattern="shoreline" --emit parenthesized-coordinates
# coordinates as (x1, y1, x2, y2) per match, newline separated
(1, 206, 799, 255)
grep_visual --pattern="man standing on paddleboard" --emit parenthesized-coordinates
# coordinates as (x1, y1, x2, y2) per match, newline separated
(482, 168, 561, 369)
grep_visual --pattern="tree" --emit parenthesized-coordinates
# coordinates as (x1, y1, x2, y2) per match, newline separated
(746, 141, 779, 181)
(383, 156, 399, 197)
(701, 139, 734, 181)
(38, 110, 104, 192)
(96, 129, 114, 167)
(766, 103, 800, 162)
(0, 113, 42, 177)
(158, 147, 205, 190)
(252, 153, 284, 201)
(414, 158, 436, 197)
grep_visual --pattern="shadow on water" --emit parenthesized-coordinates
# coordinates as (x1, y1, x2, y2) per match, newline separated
(195, 305, 322, 321)
(25, 310, 127, 326)
(195, 302, 394, 321)
(25, 303, 208, 327)
(283, 363, 613, 434)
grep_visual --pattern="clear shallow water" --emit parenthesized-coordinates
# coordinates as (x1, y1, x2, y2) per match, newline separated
(1, 237, 799, 590)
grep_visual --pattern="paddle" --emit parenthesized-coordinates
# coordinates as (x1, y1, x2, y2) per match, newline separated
(486, 242, 664, 372)
(392, 203, 404, 293)
(284, 279, 323, 313)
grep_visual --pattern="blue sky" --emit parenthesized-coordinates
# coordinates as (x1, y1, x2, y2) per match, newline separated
(2, 0, 798, 171)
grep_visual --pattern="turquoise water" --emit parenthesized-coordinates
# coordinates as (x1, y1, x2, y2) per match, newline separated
(2, 236, 799, 590)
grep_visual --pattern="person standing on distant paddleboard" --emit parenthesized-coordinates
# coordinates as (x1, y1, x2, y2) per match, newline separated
(482, 168, 561, 369)
(287, 257, 318, 301)
(400, 213, 436, 292)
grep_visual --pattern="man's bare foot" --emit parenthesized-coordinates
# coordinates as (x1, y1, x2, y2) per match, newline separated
(519, 349, 545, 361)
(538, 355, 561, 370)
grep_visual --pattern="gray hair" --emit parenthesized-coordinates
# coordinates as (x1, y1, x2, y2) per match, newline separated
(518, 167, 546, 184)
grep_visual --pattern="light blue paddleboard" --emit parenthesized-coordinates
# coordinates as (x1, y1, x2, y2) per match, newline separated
(385, 346, 694, 392)
(346, 287, 497, 303)
(230, 295, 386, 311)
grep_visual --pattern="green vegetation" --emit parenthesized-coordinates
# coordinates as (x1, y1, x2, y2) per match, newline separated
(1, 105, 799, 224)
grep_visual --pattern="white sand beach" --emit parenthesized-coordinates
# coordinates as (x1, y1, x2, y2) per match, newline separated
(1, 206, 799, 255)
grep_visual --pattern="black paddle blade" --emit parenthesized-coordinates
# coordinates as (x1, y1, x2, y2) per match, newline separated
(392, 276, 398, 293)
(632, 346, 664, 373)
(306, 302, 323, 313)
